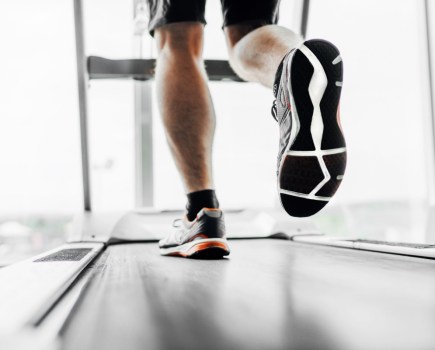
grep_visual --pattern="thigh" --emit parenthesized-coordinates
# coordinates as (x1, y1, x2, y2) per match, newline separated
(146, 0, 207, 36)
(220, 0, 281, 28)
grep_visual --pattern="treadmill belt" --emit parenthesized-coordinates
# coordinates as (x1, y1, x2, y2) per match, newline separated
(60, 240, 435, 350)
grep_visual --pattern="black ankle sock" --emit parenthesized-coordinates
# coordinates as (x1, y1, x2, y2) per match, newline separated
(186, 189, 219, 221)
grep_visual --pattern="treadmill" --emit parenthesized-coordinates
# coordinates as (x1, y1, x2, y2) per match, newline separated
(2, 0, 435, 349)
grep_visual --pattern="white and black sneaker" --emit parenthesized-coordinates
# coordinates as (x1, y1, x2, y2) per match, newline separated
(159, 208, 230, 259)
(272, 39, 346, 217)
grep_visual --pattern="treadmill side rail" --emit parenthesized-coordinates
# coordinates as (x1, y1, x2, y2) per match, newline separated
(293, 235, 435, 258)
(0, 242, 104, 335)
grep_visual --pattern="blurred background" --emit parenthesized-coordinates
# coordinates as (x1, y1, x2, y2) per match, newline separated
(0, 0, 433, 264)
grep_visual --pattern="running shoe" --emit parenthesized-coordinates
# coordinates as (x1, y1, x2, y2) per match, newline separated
(272, 39, 346, 217)
(159, 208, 230, 258)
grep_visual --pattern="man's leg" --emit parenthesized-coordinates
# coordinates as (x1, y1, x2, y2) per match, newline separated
(155, 22, 229, 258)
(155, 22, 215, 194)
(225, 25, 303, 88)
(155, 22, 221, 223)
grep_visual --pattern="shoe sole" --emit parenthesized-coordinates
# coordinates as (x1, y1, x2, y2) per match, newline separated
(159, 238, 230, 259)
(278, 39, 346, 217)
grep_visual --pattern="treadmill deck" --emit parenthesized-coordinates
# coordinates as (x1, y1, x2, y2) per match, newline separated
(60, 239, 435, 350)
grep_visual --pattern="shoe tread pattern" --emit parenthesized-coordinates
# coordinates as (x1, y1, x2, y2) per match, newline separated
(290, 50, 315, 151)
(279, 155, 323, 194)
(315, 152, 347, 197)
(279, 39, 346, 217)
(304, 39, 345, 150)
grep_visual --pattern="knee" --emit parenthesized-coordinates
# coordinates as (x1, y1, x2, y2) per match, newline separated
(225, 24, 263, 67)
(225, 24, 259, 51)
(155, 22, 204, 61)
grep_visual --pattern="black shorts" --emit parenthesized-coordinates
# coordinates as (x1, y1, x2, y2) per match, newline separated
(146, 0, 280, 35)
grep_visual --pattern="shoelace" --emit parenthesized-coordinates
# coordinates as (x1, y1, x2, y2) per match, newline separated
(271, 99, 278, 122)
(172, 218, 182, 228)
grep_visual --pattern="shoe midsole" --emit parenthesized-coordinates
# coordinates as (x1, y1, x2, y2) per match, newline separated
(160, 238, 230, 256)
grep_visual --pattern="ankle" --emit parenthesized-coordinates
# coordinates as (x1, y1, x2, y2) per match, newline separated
(186, 189, 219, 221)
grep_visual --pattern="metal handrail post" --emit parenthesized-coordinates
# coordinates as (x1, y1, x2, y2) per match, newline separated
(73, 0, 92, 211)
(300, 0, 310, 39)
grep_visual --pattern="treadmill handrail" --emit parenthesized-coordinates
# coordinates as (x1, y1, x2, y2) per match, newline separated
(88, 56, 245, 82)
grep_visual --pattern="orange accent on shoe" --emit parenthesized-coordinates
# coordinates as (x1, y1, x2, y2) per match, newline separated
(169, 241, 230, 258)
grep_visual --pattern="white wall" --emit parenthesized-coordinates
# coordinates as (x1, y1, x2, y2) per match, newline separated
(0, 0, 81, 213)
(307, 0, 429, 205)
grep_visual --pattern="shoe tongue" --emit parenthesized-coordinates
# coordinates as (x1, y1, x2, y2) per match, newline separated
(273, 54, 286, 98)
